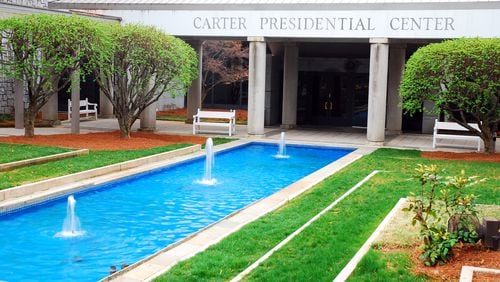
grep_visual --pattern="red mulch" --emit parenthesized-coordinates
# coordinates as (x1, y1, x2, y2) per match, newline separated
(410, 243, 500, 280)
(422, 151, 500, 163)
(473, 272, 500, 281)
(0, 131, 207, 151)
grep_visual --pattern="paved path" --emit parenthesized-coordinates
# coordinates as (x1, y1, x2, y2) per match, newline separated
(1, 118, 496, 152)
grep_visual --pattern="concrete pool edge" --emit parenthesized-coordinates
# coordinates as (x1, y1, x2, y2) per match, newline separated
(103, 145, 375, 282)
(0, 144, 204, 212)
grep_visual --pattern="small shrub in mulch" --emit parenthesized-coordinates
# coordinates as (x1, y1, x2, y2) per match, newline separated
(410, 243, 500, 280)
(405, 165, 485, 266)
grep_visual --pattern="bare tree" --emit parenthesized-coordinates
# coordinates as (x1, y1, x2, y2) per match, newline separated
(202, 40, 248, 102)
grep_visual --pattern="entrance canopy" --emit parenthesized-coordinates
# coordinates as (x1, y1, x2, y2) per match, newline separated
(48, 0, 500, 144)
(50, 0, 500, 39)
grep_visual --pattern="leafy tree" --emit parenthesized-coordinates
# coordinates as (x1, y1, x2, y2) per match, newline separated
(400, 38, 499, 153)
(97, 24, 198, 138)
(0, 14, 109, 137)
(202, 40, 248, 102)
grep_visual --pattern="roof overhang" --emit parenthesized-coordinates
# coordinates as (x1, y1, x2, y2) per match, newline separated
(48, 0, 500, 11)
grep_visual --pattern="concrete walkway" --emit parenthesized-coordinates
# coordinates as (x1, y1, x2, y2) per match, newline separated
(1, 118, 496, 152)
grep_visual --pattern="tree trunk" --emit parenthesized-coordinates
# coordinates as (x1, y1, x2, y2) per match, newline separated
(24, 107, 37, 137)
(483, 135, 496, 154)
(117, 115, 132, 139)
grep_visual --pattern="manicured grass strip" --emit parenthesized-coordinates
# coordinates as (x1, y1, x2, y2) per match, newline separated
(348, 249, 428, 282)
(156, 149, 499, 281)
(157, 115, 186, 122)
(157, 160, 372, 282)
(333, 198, 407, 282)
(203, 137, 237, 149)
(0, 143, 72, 164)
(0, 144, 190, 190)
(244, 173, 407, 281)
(233, 171, 380, 282)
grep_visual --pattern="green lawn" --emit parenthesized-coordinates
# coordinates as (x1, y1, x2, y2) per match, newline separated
(0, 143, 72, 164)
(157, 115, 186, 122)
(0, 144, 190, 190)
(349, 249, 428, 282)
(0, 137, 236, 190)
(202, 137, 236, 149)
(156, 148, 499, 282)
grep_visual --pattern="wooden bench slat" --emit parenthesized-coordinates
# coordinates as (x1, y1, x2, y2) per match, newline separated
(196, 112, 234, 119)
(435, 123, 480, 131)
(68, 98, 98, 121)
(433, 119, 481, 152)
(193, 108, 236, 136)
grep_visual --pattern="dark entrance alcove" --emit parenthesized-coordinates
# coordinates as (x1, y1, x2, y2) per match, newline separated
(57, 73, 100, 113)
(297, 71, 369, 127)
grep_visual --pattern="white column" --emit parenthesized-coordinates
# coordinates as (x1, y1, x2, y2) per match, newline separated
(422, 100, 438, 134)
(386, 44, 406, 134)
(281, 43, 299, 129)
(41, 91, 59, 125)
(140, 102, 157, 131)
(70, 68, 80, 134)
(99, 88, 113, 118)
(265, 54, 272, 125)
(186, 40, 203, 124)
(14, 78, 24, 129)
(247, 36, 267, 135)
(367, 38, 389, 144)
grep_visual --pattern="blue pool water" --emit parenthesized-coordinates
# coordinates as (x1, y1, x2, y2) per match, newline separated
(0, 143, 353, 281)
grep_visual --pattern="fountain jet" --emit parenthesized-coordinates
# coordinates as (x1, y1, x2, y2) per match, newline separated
(56, 195, 84, 237)
(275, 132, 289, 159)
(198, 138, 217, 185)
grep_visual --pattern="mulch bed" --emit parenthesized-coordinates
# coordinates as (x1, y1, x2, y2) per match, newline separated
(422, 151, 500, 163)
(473, 271, 500, 281)
(0, 131, 207, 151)
(409, 243, 500, 280)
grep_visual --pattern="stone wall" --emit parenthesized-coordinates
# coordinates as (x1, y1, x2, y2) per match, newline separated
(0, 76, 14, 115)
(2, 0, 48, 8)
(0, 0, 44, 115)
(0, 34, 14, 115)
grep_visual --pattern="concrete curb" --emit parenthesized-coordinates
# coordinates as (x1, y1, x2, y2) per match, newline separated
(333, 198, 408, 282)
(0, 145, 200, 205)
(0, 149, 89, 172)
(231, 170, 380, 282)
(459, 266, 500, 282)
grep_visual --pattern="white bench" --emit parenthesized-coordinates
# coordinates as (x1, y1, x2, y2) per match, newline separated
(68, 98, 98, 120)
(433, 119, 482, 152)
(193, 108, 236, 136)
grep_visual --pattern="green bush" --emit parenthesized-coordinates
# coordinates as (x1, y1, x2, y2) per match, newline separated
(400, 38, 500, 153)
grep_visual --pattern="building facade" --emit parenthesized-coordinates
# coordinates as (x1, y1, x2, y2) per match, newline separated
(26, 1, 500, 142)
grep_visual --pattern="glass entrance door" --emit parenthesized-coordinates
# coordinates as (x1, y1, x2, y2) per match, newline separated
(314, 72, 352, 126)
(297, 71, 369, 127)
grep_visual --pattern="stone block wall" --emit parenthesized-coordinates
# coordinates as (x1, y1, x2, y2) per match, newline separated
(0, 34, 14, 115)
(0, 76, 14, 114)
(3, 0, 48, 8)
